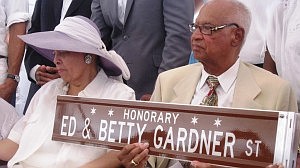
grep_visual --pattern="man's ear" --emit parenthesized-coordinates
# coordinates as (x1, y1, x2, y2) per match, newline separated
(231, 28, 245, 47)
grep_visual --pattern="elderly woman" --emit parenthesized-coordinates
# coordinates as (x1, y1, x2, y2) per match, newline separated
(0, 16, 145, 167)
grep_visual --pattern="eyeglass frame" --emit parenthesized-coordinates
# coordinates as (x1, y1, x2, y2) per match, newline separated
(189, 23, 239, 35)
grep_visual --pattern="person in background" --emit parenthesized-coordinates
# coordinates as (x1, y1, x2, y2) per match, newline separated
(264, 0, 300, 113)
(0, 98, 20, 141)
(0, 0, 29, 105)
(23, 0, 92, 113)
(147, 0, 296, 167)
(91, 0, 194, 100)
(0, 16, 137, 167)
(236, 0, 275, 68)
(0, 98, 20, 167)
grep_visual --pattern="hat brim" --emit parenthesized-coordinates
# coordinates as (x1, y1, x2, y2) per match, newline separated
(19, 32, 122, 76)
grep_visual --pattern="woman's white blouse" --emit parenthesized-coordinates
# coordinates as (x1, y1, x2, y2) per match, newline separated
(8, 70, 135, 167)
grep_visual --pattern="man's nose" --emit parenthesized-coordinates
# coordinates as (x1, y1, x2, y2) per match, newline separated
(192, 29, 204, 40)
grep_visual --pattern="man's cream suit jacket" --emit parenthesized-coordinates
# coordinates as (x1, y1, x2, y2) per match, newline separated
(148, 62, 298, 168)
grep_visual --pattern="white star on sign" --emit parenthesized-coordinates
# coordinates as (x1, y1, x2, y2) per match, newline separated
(191, 116, 198, 125)
(91, 107, 96, 115)
(213, 118, 222, 128)
(108, 109, 114, 117)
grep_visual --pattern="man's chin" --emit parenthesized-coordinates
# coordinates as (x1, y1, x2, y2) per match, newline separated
(194, 54, 206, 62)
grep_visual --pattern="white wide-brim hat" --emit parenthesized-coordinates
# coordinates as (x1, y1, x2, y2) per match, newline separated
(19, 16, 130, 80)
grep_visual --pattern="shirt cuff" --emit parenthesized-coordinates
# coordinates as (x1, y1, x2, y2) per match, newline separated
(7, 12, 30, 28)
(30, 65, 40, 82)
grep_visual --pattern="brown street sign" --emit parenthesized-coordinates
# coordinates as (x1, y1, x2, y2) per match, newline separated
(52, 96, 299, 168)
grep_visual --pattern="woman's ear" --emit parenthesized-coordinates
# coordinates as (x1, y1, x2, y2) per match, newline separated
(231, 28, 245, 47)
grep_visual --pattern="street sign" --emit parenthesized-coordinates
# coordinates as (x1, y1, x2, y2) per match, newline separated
(52, 95, 299, 168)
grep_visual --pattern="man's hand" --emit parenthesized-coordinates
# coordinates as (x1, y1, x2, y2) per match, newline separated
(266, 163, 284, 168)
(35, 65, 60, 86)
(190, 161, 284, 168)
(0, 79, 17, 101)
(191, 161, 212, 168)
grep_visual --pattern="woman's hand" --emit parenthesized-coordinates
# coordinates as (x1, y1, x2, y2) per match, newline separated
(118, 143, 149, 168)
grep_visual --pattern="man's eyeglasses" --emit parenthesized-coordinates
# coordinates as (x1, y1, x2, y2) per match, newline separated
(189, 23, 239, 35)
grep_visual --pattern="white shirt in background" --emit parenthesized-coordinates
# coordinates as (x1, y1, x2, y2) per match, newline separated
(267, 0, 300, 112)
(237, 0, 277, 65)
(0, 0, 29, 57)
(0, 0, 29, 83)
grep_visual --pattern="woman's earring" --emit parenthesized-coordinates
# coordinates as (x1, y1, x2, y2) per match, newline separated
(84, 54, 93, 64)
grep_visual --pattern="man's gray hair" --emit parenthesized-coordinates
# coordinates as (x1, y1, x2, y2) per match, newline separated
(205, 0, 252, 41)
(229, 0, 252, 37)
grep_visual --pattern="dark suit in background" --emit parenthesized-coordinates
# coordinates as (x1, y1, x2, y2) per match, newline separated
(91, 0, 194, 99)
(23, 0, 92, 113)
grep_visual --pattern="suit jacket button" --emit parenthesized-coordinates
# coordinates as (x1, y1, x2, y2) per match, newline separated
(123, 35, 129, 40)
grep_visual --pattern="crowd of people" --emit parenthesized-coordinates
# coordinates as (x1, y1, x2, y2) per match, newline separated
(0, 0, 299, 167)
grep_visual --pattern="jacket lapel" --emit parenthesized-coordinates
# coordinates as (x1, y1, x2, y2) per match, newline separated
(171, 64, 202, 104)
(148, 156, 170, 168)
(156, 157, 170, 168)
(232, 62, 262, 109)
(124, 0, 134, 24)
(108, 0, 123, 29)
(148, 156, 156, 168)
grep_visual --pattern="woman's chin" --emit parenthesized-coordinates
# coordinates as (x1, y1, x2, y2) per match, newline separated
(60, 75, 69, 83)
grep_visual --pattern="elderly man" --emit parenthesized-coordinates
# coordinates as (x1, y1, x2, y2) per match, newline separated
(0, 0, 29, 104)
(149, 0, 297, 167)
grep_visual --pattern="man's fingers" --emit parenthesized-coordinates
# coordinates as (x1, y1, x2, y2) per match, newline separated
(36, 71, 60, 85)
(123, 144, 145, 164)
(118, 143, 137, 161)
(132, 149, 149, 168)
(138, 155, 149, 168)
(118, 143, 149, 168)
(191, 161, 212, 168)
(45, 66, 58, 74)
(266, 163, 284, 168)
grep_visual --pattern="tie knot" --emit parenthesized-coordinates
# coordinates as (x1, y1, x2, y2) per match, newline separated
(206, 76, 219, 89)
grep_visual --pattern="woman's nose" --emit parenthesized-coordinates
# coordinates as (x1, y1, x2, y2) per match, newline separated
(53, 51, 61, 65)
